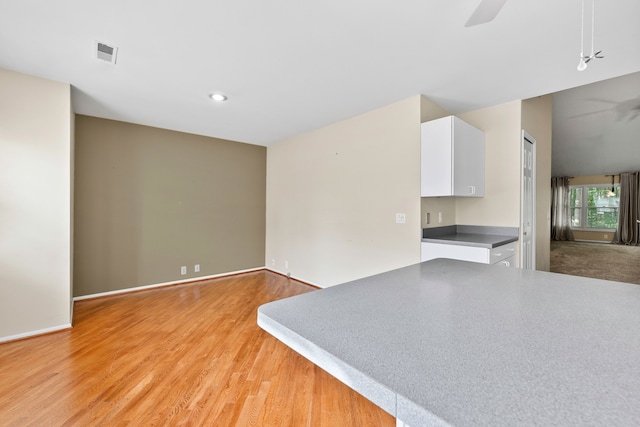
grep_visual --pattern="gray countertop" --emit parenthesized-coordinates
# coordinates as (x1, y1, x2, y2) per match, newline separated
(258, 259, 640, 426)
(422, 225, 519, 248)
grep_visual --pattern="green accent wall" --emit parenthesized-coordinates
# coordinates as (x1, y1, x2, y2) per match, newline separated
(74, 115, 266, 297)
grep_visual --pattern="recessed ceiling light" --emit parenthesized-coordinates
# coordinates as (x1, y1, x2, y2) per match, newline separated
(209, 93, 227, 102)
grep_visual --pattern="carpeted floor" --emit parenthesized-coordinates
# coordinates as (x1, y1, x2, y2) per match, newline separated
(550, 240, 640, 285)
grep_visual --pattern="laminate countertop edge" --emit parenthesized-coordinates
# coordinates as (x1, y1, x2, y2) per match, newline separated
(257, 259, 640, 426)
(422, 225, 519, 248)
(421, 234, 518, 248)
(257, 306, 450, 426)
(257, 309, 403, 420)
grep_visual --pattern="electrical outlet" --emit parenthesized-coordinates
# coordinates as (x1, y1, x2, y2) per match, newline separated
(194, 264, 200, 273)
(426, 212, 431, 224)
(271, 259, 276, 266)
(604, 234, 609, 240)
(285, 260, 289, 269)
(438, 212, 443, 223)
(180, 266, 187, 275)
(396, 213, 406, 224)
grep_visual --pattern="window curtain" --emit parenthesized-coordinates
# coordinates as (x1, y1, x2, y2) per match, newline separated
(550, 176, 574, 241)
(616, 172, 640, 245)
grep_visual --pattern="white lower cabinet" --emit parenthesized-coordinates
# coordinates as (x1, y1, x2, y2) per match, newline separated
(421, 241, 517, 266)
(494, 255, 516, 267)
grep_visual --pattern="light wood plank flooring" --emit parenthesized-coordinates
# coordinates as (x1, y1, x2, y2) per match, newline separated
(0, 271, 394, 426)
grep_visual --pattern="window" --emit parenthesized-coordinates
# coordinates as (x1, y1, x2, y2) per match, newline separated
(569, 185, 620, 229)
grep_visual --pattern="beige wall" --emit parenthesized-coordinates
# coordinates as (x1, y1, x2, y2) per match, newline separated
(456, 101, 523, 228)
(266, 95, 427, 287)
(522, 95, 553, 271)
(421, 101, 525, 268)
(417, 98, 554, 271)
(569, 174, 620, 186)
(0, 68, 73, 341)
(572, 230, 616, 243)
(420, 95, 451, 123)
(421, 197, 456, 228)
(74, 116, 266, 296)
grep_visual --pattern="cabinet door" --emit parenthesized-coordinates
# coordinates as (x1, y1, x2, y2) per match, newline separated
(489, 242, 517, 264)
(452, 117, 485, 197)
(421, 117, 453, 197)
(494, 255, 516, 267)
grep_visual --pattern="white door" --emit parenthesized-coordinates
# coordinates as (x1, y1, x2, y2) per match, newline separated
(521, 132, 536, 269)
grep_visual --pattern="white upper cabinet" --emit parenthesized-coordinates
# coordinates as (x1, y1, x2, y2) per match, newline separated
(421, 116, 485, 197)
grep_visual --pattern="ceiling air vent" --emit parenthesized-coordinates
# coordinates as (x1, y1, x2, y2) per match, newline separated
(94, 41, 118, 64)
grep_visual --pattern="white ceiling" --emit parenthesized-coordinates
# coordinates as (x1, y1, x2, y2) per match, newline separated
(1, 0, 640, 148)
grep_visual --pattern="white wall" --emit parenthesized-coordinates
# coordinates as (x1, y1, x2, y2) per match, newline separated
(266, 95, 426, 287)
(0, 68, 73, 341)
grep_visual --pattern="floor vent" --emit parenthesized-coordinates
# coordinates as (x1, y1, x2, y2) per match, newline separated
(94, 41, 118, 64)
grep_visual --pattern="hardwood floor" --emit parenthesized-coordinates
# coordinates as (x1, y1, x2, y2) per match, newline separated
(0, 271, 394, 426)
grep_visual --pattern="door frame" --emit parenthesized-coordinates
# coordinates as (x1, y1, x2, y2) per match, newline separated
(521, 130, 536, 269)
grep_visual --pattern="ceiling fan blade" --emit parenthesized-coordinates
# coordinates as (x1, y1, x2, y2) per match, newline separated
(586, 98, 617, 105)
(568, 109, 610, 119)
(465, 0, 508, 27)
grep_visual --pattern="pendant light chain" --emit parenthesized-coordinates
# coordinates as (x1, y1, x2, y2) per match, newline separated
(577, 0, 587, 71)
(580, 0, 585, 58)
(577, 0, 603, 71)
(590, 0, 595, 57)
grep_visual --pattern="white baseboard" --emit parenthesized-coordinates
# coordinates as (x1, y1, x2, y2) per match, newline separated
(265, 268, 325, 289)
(73, 267, 266, 301)
(2, 267, 296, 343)
(573, 239, 613, 244)
(0, 323, 72, 344)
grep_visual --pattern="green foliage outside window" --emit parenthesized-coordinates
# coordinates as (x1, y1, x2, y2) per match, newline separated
(570, 186, 620, 229)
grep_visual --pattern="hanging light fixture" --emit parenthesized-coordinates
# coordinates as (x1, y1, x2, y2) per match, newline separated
(605, 174, 616, 197)
(577, 0, 604, 71)
(577, 1, 588, 71)
(607, 174, 616, 197)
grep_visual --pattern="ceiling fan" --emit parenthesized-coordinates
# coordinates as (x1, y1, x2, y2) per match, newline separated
(570, 96, 640, 122)
(465, 0, 508, 27)
(466, 0, 605, 71)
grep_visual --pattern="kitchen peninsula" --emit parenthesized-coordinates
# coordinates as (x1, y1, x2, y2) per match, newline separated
(258, 259, 640, 426)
